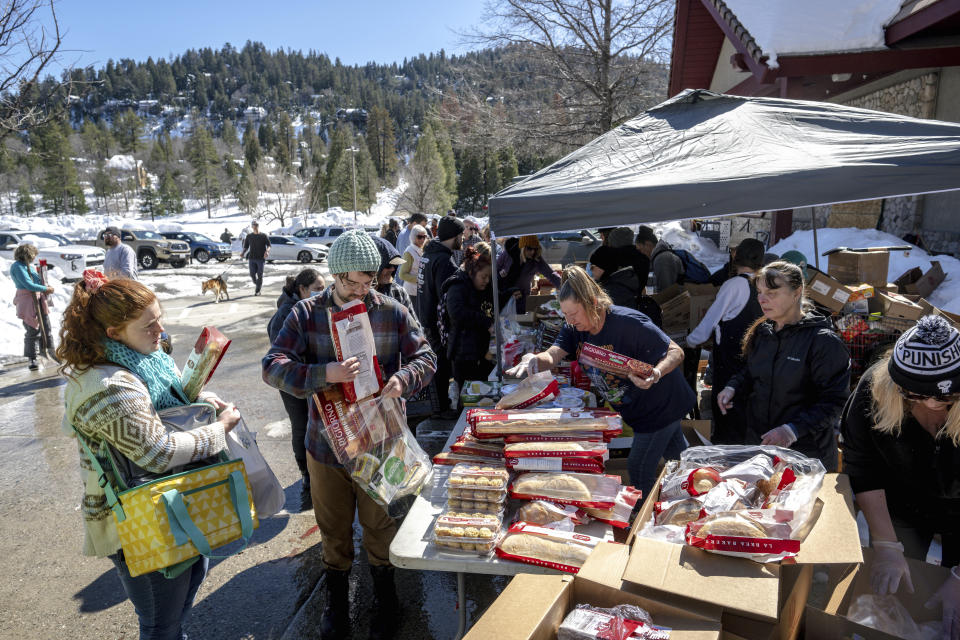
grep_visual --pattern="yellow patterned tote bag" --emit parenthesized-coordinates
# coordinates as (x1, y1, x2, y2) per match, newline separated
(75, 405, 259, 577)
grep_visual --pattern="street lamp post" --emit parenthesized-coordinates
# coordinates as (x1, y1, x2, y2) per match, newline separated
(326, 190, 338, 211)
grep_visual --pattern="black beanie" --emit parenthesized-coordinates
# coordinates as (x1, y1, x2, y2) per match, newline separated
(888, 315, 960, 397)
(590, 246, 619, 275)
(438, 216, 465, 241)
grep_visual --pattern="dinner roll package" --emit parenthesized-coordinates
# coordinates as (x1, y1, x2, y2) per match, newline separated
(639, 445, 826, 562)
(328, 299, 382, 402)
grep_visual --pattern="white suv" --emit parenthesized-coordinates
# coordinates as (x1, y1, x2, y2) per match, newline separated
(0, 230, 106, 281)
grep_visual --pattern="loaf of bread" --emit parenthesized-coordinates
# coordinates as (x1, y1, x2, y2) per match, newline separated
(697, 515, 768, 538)
(512, 474, 592, 501)
(499, 533, 591, 567)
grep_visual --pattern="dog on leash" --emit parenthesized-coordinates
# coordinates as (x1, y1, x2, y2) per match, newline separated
(201, 276, 229, 303)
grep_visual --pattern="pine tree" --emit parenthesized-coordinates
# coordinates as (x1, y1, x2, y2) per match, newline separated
(32, 119, 87, 214)
(258, 120, 275, 152)
(91, 161, 118, 210)
(366, 106, 398, 180)
(221, 120, 239, 149)
(80, 120, 113, 161)
(186, 125, 221, 218)
(243, 124, 261, 170)
(498, 147, 519, 185)
(158, 172, 184, 214)
(431, 121, 457, 199)
(457, 152, 484, 212)
(397, 126, 452, 214)
(15, 184, 35, 214)
(235, 165, 258, 215)
(325, 124, 352, 188)
(113, 109, 145, 154)
(140, 185, 159, 221)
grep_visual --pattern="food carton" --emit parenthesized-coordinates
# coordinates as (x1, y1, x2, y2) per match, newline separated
(806, 268, 853, 313)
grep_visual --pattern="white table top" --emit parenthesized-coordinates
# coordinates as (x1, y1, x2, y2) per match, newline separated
(389, 409, 613, 575)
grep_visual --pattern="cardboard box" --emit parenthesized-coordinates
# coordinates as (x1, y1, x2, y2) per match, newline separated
(653, 284, 718, 333)
(827, 249, 890, 286)
(869, 291, 925, 320)
(804, 549, 952, 640)
(465, 572, 722, 640)
(806, 268, 853, 312)
(687, 284, 719, 331)
(681, 419, 712, 447)
(893, 261, 945, 299)
(613, 473, 862, 639)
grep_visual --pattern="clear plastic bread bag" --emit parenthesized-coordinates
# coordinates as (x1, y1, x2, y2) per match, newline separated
(314, 387, 432, 508)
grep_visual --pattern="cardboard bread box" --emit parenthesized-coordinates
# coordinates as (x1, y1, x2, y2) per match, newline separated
(653, 283, 719, 332)
(605, 472, 862, 639)
(806, 268, 853, 312)
(804, 548, 953, 640)
(868, 291, 926, 320)
(464, 572, 723, 640)
(893, 260, 946, 299)
(827, 248, 891, 287)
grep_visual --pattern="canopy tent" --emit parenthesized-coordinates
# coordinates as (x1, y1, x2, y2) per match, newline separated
(487, 89, 960, 237)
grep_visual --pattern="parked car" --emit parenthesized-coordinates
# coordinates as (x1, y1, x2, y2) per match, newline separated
(83, 229, 191, 269)
(537, 229, 600, 265)
(292, 226, 348, 246)
(0, 230, 105, 281)
(266, 235, 328, 263)
(160, 231, 232, 263)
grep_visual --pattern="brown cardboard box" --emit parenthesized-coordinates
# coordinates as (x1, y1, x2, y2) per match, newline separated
(869, 291, 925, 320)
(659, 291, 691, 336)
(464, 572, 723, 640)
(893, 261, 946, 299)
(682, 419, 712, 447)
(934, 307, 960, 329)
(804, 549, 952, 640)
(827, 249, 890, 286)
(614, 473, 862, 639)
(687, 284, 719, 331)
(806, 268, 853, 312)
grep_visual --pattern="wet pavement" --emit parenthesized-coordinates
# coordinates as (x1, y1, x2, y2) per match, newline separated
(0, 273, 508, 639)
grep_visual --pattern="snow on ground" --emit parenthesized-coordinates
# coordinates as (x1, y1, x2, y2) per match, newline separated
(652, 221, 730, 273)
(724, 0, 902, 67)
(0, 256, 71, 358)
(106, 154, 137, 171)
(770, 227, 960, 314)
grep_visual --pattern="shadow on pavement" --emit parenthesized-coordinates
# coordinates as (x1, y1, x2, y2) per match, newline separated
(72, 566, 126, 613)
(0, 375, 65, 399)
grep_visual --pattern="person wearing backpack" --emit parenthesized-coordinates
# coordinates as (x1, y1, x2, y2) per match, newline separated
(440, 243, 519, 398)
(636, 226, 712, 291)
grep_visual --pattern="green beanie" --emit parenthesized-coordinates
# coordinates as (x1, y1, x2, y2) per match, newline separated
(327, 229, 381, 275)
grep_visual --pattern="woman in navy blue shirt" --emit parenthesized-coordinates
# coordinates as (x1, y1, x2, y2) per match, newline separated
(526, 266, 695, 497)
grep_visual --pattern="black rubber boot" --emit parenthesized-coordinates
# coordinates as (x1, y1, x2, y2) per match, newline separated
(320, 569, 351, 639)
(368, 565, 400, 640)
(298, 476, 312, 512)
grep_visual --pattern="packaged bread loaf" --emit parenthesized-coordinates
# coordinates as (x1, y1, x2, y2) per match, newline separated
(496, 523, 603, 573)
(467, 408, 622, 441)
(449, 435, 505, 459)
(510, 471, 620, 509)
(495, 370, 559, 409)
(505, 456, 606, 474)
(514, 500, 589, 530)
(558, 603, 669, 640)
(582, 485, 642, 529)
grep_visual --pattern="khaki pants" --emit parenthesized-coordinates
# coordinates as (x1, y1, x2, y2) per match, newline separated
(306, 452, 397, 572)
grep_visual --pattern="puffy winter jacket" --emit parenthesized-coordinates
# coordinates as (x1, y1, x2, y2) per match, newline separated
(268, 288, 301, 343)
(417, 240, 458, 343)
(599, 266, 641, 309)
(841, 366, 960, 538)
(441, 270, 495, 362)
(727, 313, 850, 467)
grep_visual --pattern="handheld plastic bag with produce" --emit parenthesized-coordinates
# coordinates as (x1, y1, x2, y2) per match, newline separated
(639, 445, 826, 562)
(329, 299, 383, 403)
(180, 327, 231, 402)
(313, 387, 431, 508)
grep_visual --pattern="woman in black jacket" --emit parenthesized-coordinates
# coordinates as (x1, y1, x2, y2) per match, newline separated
(267, 268, 325, 510)
(717, 261, 850, 469)
(840, 316, 960, 628)
(441, 243, 517, 392)
(589, 245, 641, 309)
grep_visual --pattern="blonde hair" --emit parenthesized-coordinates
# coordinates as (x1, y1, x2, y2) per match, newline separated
(742, 260, 814, 355)
(869, 355, 960, 446)
(558, 265, 612, 329)
(14, 243, 38, 264)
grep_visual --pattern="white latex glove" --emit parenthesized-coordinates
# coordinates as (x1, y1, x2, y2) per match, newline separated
(761, 424, 798, 447)
(716, 386, 735, 415)
(871, 540, 915, 596)
(925, 566, 960, 640)
(505, 353, 536, 378)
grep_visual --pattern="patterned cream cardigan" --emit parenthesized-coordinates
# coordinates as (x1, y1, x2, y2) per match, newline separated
(62, 365, 226, 558)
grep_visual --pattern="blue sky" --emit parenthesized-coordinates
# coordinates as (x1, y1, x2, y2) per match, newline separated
(49, 1, 486, 72)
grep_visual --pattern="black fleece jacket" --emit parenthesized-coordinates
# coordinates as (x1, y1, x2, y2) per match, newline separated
(727, 312, 851, 467)
(417, 240, 457, 343)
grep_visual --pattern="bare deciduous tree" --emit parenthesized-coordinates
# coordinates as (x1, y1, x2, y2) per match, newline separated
(466, 0, 672, 147)
(0, 0, 65, 138)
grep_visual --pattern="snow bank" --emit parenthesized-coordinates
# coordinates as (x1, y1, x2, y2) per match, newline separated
(724, 0, 902, 67)
(0, 256, 71, 357)
(106, 154, 137, 171)
(770, 227, 960, 314)
(652, 221, 729, 273)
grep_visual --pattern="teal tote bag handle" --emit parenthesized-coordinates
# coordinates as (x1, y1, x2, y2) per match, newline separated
(161, 470, 254, 558)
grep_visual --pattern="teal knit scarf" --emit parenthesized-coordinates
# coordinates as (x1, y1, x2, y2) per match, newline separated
(103, 338, 188, 410)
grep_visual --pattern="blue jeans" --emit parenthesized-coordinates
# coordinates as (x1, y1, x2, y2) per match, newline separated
(627, 419, 687, 499)
(248, 259, 265, 293)
(109, 552, 208, 640)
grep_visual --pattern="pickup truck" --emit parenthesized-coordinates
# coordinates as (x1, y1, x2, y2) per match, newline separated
(86, 229, 191, 269)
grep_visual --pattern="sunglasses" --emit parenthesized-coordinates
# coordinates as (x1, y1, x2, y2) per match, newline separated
(416, 234, 428, 239)
(898, 387, 960, 403)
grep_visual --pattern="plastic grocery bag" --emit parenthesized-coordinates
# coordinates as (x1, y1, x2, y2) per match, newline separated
(313, 387, 432, 508)
(225, 415, 285, 517)
(847, 594, 942, 640)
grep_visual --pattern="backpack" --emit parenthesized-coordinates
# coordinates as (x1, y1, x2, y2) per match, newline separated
(671, 248, 712, 284)
(437, 293, 453, 353)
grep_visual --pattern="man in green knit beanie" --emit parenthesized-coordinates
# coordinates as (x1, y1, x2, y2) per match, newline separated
(263, 228, 436, 639)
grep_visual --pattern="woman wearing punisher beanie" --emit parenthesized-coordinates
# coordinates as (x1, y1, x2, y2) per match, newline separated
(841, 315, 960, 636)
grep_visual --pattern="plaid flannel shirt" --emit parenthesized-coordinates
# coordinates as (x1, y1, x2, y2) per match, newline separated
(262, 286, 436, 464)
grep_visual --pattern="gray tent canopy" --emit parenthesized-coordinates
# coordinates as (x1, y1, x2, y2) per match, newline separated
(487, 89, 960, 238)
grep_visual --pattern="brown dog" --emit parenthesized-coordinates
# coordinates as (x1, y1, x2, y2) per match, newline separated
(201, 276, 229, 303)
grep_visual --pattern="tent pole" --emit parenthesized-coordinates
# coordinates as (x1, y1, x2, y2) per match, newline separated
(490, 232, 504, 384)
(811, 209, 821, 270)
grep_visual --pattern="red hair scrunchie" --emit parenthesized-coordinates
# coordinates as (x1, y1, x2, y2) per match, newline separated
(82, 269, 109, 293)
